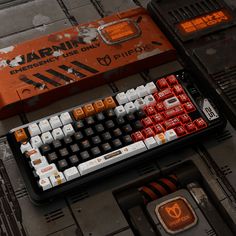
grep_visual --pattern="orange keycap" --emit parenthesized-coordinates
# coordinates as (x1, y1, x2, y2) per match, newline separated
(14, 128, 28, 142)
(94, 100, 105, 113)
(83, 103, 96, 116)
(73, 107, 85, 120)
(103, 96, 116, 109)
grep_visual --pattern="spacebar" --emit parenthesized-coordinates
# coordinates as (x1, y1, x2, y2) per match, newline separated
(78, 141, 147, 176)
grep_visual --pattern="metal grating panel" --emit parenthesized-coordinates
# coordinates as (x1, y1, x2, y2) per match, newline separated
(213, 68, 236, 106)
(168, 0, 223, 23)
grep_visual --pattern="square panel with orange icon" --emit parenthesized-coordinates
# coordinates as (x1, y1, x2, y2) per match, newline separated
(155, 196, 198, 234)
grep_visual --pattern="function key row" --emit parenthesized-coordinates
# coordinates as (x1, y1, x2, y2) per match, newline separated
(115, 82, 157, 105)
(114, 75, 180, 106)
(72, 96, 116, 120)
(29, 112, 73, 137)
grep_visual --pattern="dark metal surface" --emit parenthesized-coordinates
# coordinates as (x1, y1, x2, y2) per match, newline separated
(0, 0, 235, 235)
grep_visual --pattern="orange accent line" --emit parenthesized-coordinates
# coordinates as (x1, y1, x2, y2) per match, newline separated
(169, 174, 177, 180)
(141, 186, 157, 200)
(150, 182, 168, 196)
(162, 178, 177, 192)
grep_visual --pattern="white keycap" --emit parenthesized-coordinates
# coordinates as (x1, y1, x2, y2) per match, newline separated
(136, 85, 148, 97)
(63, 124, 75, 136)
(114, 105, 127, 117)
(163, 97, 180, 110)
(154, 133, 166, 145)
(52, 128, 64, 140)
(39, 178, 52, 191)
(134, 98, 146, 110)
(124, 102, 136, 114)
(126, 89, 139, 101)
(49, 172, 66, 187)
(31, 156, 48, 170)
(144, 95, 156, 106)
(78, 141, 147, 175)
(64, 167, 80, 181)
(144, 137, 157, 149)
(78, 157, 105, 175)
(20, 142, 32, 154)
(60, 112, 72, 125)
(27, 149, 41, 161)
(165, 129, 178, 141)
(102, 141, 147, 167)
(41, 132, 53, 144)
(145, 82, 157, 94)
(39, 119, 51, 133)
(31, 136, 43, 148)
(36, 164, 58, 179)
(49, 116, 62, 129)
(28, 123, 41, 137)
(116, 92, 129, 105)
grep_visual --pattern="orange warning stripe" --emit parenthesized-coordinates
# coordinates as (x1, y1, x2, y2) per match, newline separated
(161, 178, 177, 192)
(150, 182, 168, 196)
(141, 186, 157, 200)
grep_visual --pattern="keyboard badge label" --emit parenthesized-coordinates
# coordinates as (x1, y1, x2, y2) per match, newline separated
(201, 99, 219, 121)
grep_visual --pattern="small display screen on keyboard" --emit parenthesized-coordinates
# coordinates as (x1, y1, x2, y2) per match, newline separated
(7, 71, 225, 202)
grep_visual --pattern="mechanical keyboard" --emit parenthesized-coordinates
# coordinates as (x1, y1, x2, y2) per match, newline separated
(7, 71, 225, 203)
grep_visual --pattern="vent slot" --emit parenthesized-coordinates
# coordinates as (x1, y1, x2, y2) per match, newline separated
(184, 6, 195, 18)
(44, 209, 64, 223)
(136, 163, 157, 176)
(205, 228, 217, 236)
(14, 187, 28, 199)
(220, 165, 233, 176)
(69, 191, 89, 204)
(213, 68, 236, 106)
(216, 129, 233, 142)
(168, 0, 222, 23)
(195, 2, 206, 14)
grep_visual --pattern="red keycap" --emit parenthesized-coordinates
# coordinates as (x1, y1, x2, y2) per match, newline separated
(173, 84, 184, 95)
(131, 131, 144, 142)
(164, 118, 181, 130)
(179, 114, 191, 123)
(152, 113, 164, 123)
(142, 127, 155, 138)
(166, 75, 178, 86)
(175, 126, 187, 137)
(156, 78, 169, 89)
(185, 122, 197, 133)
(155, 102, 165, 112)
(153, 124, 165, 134)
(178, 93, 189, 103)
(144, 106, 156, 116)
(141, 117, 153, 127)
(194, 118, 207, 129)
(183, 102, 196, 113)
(164, 105, 185, 119)
(155, 88, 173, 101)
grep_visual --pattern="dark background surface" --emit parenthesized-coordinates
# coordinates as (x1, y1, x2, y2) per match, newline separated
(0, 0, 235, 235)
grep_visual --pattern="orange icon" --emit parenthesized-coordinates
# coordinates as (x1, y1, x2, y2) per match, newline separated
(165, 203, 182, 219)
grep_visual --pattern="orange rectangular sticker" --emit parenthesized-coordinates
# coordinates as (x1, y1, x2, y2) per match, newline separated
(178, 9, 230, 35)
(98, 19, 141, 44)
